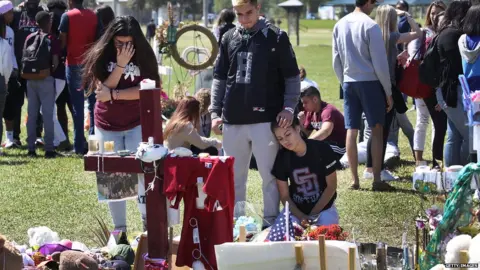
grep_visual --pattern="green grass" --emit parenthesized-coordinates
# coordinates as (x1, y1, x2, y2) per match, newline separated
(299, 19, 338, 30)
(0, 22, 431, 248)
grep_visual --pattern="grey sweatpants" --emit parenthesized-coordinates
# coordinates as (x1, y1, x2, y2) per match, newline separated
(223, 122, 280, 225)
(0, 75, 6, 145)
(27, 76, 55, 151)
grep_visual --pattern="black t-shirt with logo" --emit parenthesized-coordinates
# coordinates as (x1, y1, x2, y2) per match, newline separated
(271, 139, 337, 215)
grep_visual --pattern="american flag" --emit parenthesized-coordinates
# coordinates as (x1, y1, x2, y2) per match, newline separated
(265, 202, 295, 242)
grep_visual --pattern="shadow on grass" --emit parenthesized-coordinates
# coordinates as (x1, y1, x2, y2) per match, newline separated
(385, 157, 416, 170)
(354, 186, 429, 198)
(0, 159, 29, 166)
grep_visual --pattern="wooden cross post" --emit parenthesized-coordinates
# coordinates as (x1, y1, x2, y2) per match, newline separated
(84, 88, 168, 260)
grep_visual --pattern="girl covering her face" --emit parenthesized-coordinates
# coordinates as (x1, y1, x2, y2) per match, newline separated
(81, 16, 160, 233)
(269, 117, 339, 228)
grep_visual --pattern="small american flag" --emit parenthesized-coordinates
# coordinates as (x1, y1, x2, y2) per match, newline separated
(265, 202, 295, 242)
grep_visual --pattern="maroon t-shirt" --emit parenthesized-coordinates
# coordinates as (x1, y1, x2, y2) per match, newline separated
(94, 61, 143, 131)
(303, 102, 346, 147)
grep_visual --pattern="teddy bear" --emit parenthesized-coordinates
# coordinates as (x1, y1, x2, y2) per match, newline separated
(37, 250, 99, 270)
(428, 234, 480, 270)
(0, 234, 23, 270)
(27, 226, 60, 247)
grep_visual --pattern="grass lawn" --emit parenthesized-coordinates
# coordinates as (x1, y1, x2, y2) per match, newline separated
(0, 22, 432, 248)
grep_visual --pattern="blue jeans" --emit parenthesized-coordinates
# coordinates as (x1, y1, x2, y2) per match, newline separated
(88, 93, 96, 135)
(66, 65, 86, 154)
(95, 125, 146, 231)
(436, 87, 469, 166)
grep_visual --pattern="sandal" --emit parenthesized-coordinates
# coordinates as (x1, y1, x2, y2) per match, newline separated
(372, 181, 396, 192)
(349, 184, 360, 190)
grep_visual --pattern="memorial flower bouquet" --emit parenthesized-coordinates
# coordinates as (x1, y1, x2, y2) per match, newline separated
(293, 224, 349, 241)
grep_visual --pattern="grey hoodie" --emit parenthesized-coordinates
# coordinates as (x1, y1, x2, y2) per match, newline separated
(458, 34, 480, 90)
(458, 34, 480, 64)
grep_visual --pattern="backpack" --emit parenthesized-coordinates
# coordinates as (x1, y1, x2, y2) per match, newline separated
(21, 31, 51, 80)
(418, 34, 441, 88)
(397, 30, 433, 99)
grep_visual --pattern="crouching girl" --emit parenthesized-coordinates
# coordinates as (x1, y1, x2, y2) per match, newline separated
(270, 117, 339, 227)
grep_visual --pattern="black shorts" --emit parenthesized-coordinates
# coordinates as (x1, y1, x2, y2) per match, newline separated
(3, 77, 25, 121)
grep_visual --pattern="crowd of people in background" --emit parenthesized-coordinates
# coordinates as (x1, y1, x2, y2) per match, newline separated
(1, 0, 480, 233)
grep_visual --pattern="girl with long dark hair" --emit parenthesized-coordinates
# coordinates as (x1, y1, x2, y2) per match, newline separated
(163, 96, 221, 155)
(82, 15, 160, 232)
(270, 117, 339, 227)
(436, 0, 471, 166)
(95, 5, 115, 32)
(212, 9, 235, 44)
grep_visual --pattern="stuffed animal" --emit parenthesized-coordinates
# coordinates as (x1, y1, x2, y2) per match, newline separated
(430, 234, 480, 270)
(50, 250, 99, 270)
(468, 234, 480, 268)
(0, 234, 23, 270)
(27, 226, 60, 247)
(445, 234, 472, 268)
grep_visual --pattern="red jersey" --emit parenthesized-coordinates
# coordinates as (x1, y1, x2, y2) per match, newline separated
(65, 8, 97, 65)
(163, 156, 235, 269)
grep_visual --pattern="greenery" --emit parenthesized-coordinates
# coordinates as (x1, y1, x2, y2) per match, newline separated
(0, 20, 431, 249)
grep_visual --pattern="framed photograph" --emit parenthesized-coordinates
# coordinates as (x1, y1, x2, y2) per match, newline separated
(96, 172, 138, 202)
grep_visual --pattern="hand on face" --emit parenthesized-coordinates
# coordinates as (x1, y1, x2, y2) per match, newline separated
(116, 40, 135, 68)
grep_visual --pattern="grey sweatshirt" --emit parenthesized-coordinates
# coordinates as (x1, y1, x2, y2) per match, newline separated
(332, 12, 392, 96)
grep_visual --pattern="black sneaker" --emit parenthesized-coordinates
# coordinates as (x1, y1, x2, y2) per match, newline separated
(27, 151, 37, 157)
(45, 151, 58, 159)
(14, 139, 22, 147)
(56, 140, 73, 152)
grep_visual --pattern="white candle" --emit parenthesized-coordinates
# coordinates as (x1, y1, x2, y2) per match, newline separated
(140, 79, 156, 90)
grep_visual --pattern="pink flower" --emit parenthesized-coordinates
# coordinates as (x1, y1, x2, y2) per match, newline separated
(428, 215, 442, 230)
(161, 91, 169, 100)
(426, 206, 441, 218)
(416, 219, 426, 229)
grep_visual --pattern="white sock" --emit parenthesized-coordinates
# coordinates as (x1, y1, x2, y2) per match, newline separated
(6, 131, 13, 142)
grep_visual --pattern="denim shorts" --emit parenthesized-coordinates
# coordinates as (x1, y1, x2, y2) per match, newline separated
(343, 81, 386, 129)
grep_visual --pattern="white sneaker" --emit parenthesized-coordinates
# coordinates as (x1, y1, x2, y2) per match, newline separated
(381, 170, 399, 181)
(417, 161, 428, 166)
(363, 170, 373, 179)
(4, 139, 15, 149)
(364, 169, 399, 181)
(35, 138, 44, 146)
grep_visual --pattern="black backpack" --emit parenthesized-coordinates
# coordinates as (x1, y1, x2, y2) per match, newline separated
(21, 31, 51, 80)
(419, 34, 441, 88)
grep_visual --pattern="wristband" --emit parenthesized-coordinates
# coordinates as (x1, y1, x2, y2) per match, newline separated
(116, 64, 126, 69)
(284, 107, 294, 114)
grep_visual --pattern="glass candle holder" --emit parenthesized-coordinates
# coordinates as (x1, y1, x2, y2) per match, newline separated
(88, 136, 99, 154)
(104, 141, 115, 152)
